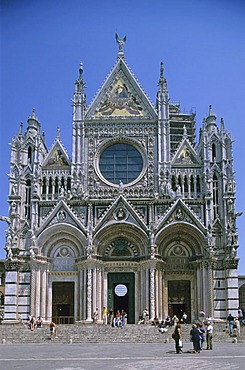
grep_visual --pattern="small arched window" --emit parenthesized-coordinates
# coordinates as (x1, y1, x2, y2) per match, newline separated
(28, 146, 33, 165)
(212, 143, 216, 161)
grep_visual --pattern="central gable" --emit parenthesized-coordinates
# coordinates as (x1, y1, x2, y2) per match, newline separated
(86, 58, 157, 120)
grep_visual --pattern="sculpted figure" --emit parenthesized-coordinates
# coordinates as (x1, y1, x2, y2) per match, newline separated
(115, 33, 126, 53)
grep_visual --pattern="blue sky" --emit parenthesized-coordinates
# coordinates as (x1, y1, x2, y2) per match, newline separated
(0, 0, 245, 273)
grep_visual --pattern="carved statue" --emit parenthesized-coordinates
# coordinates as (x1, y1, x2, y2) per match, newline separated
(115, 33, 126, 53)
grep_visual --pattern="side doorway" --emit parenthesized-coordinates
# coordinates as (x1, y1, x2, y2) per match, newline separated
(52, 282, 74, 324)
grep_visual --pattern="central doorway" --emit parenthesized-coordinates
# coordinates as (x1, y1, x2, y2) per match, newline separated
(108, 273, 135, 323)
(168, 280, 191, 323)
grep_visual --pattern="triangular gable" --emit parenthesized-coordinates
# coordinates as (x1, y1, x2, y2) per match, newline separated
(86, 58, 157, 120)
(172, 139, 201, 166)
(42, 140, 70, 169)
(94, 195, 148, 233)
(37, 200, 86, 236)
(157, 198, 206, 233)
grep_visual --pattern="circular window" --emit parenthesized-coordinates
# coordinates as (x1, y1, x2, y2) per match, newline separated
(114, 284, 128, 297)
(99, 143, 143, 185)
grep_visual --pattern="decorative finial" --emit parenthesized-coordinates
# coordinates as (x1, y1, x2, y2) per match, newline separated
(19, 122, 23, 135)
(158, 62, 167, 91)
(183, 125, 187, 138)
(160, 62, 164, 79)
(79, 62, 83, 81)
(56, 127, 61, 140)
(31, 108, 36, 119)
(115, 33, 127, 58)
(220, 117, 225, 131)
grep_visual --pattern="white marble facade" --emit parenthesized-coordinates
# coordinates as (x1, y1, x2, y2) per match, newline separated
(2, 39, 240, 323)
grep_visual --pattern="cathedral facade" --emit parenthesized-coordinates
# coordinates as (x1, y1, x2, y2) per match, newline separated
(2, 40, 240, 324)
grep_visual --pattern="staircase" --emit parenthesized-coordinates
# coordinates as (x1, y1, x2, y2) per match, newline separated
(0, 322, 244, 344)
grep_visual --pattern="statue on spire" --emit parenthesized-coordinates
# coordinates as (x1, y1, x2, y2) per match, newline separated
(116, 33, 126, 57)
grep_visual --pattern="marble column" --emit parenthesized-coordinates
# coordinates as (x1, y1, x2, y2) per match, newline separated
(86, 268, 93, 322)
(40, 269, 47, 319)
(150, 266, 155, 320)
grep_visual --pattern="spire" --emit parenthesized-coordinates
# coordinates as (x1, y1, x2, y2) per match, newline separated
(158, 62, 167, 91)
(206, 104, 217, 129)
(27, 108, 40, 132)
(18, 122, 23, 136)
(75, 62, 85, 93)
(220, 117, 225, 131)
(115, 33, 126, 59)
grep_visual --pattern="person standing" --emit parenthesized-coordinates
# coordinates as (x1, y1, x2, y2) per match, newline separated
(190, 323, 201, 353)
(227, 313, 234, 335)
(182, 312, 187, 324)
(199, 309, 205, 323)
(109, 308, 114, 326)
(206, 322, 213, 350)
(93, 307, 99, 324)
(198, 322, 205, 350)
(173, 323, 182, 354)
(121, 309, 127, 328)
(102, 306, 108, 325)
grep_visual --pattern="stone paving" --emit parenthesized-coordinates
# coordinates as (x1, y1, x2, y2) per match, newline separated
(0, 342, 245, 370)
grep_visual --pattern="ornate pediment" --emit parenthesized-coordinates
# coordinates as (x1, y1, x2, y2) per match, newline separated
(172, 139, 201, 166)
(37, 200, 86, 235)
(157, 198, 205, 233)
(94, 195, 148, 232)
(86, 58, 157, 120)
(42, 140, 70, 169)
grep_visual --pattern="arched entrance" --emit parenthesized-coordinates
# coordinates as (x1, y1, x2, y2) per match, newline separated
(168, 280, 191, 322)
(52, 282, 74, 324)
(108, 273, 135, 323)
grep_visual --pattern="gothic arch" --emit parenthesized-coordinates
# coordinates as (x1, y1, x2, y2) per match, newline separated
(95, 223, 148, 258)
(156, 222, 205, 258)
(37, 224, 86, 258)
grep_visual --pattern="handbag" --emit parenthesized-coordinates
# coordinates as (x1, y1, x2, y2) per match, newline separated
(179, 339, 183, 348)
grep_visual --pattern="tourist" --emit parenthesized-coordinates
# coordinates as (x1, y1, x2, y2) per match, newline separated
(109, 307, 114, 326)
(206, 321, 213, 350)
(93, 307, 99, 324)
(227, 313, 234, 335)
(172, 315, 179, 326)
(143, 307, 149, 324)
(199, 309, 205, 323)
(36, 316, 43, 328)
(50, 321, 58, 338)
(137, 315, 144, 325)
(29, 314, 36, 331)
(102, 306, 107, 325)
(164, 316, 171, 326)
(238, 307, 243, 325)
(114, 310, 121, 327)
(173, 323, 182, 354)
(182, 312, 187, 324)
(190, 323, 201, 353)
(198, 322, 205, 350)
(121, 309, 127, 328)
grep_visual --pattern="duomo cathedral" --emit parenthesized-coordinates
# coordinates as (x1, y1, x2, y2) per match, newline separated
(1, 37, 241, 324)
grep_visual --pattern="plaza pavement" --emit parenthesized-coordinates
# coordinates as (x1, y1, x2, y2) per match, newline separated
(0, 341, 245, 370)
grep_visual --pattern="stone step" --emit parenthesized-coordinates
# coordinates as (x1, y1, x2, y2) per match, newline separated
(0, 323, 244, 344)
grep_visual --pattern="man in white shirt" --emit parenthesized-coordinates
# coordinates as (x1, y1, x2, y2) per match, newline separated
(206, 322, 213, 350)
